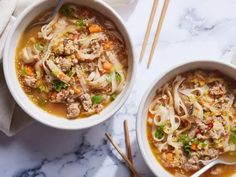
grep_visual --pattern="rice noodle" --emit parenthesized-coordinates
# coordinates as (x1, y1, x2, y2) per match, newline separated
(21, 47, 36, 63)
(149, 97, 161, 114)
(153, 105, 169, 126)
(39, 14, 59, 40)
(192, 100, 204, 120)
(173, 76, 188, 116)
(167, 133, 180, 149)
(75, 66, 88, 93)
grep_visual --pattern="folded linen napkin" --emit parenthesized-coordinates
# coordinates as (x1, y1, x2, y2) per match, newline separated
(0, 0, 135, 136)
(0, 0, 33, 137)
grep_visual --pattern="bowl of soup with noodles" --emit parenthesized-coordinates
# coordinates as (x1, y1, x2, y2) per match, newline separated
(3, 0, 135, 129)
(137, 60, 236, 177)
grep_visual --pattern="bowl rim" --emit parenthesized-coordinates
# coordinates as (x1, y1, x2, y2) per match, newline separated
(3, 0, 136, 130)
(136, 59, 236, 177)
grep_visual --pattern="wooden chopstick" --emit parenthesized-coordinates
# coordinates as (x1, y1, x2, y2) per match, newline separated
(124, 120, 134, 177)
(139, 0, 159, 62)
(147, 0, 170, 68)
(105, 133, 142, 177)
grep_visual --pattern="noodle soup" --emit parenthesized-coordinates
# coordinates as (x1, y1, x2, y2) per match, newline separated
(16, 4, 128, 119)
(146, 70, 236, 176)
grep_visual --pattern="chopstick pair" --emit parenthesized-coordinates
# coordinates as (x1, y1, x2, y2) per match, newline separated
(105, 120, 140, 177)
(139, 0, 170, 68)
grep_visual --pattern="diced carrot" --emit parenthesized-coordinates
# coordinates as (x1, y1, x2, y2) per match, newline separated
(103, 61, 112, 72)
(147, 134, 152, 140)
(148, 111, 155, 119)
(103, 41, 112, 50)
(191, 143, 197, 151)
(25, 66, 34, 76)
(89, 24, 102, 33)
(58, 73, 63, 79)
(166, 152, 173, 161)
(73, 87, 81, 94)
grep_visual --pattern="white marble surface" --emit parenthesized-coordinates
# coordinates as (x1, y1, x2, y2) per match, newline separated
(1, 0, 236, 177)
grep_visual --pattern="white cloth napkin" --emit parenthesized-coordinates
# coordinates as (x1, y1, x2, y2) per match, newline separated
(0, 0, 33, 137)
(0, 0, 134, 136)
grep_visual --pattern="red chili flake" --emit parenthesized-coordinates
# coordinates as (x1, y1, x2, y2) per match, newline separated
(208, 122, 214, 129)
(196, 128, 201, 134)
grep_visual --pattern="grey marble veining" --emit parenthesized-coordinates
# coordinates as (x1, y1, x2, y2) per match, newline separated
(1, 0, 236, 177)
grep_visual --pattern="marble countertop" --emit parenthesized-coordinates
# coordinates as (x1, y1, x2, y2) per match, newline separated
(1, 0, 236, 177)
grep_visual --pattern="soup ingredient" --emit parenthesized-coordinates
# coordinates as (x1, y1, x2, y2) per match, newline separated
(91, 95, 103, 104)
(155, 124, 165, 139)
(59, 4, 75, 17)
(89, 24, 102, 33)
(52, 80, 68, 92)
(16, 4, 128, 119)
(147, 70, 236, 175)
(35, 42, 44, 51)
(75, 19, 85, 27)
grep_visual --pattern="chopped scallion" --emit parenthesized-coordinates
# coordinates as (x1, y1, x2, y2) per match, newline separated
(76, 19, 85, 27)
(91, 95, 103, 104)
(115, 72, 121, 82)
(59, 5, 75, 17)
(110, 94, 116, 101)
(35, 42, 44, 51)
(52, 80, 68, 92)
(21, 67, 26, 76)
(155, 124, 165, 139)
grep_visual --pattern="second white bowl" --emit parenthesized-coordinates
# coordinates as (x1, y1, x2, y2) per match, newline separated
(136, 60, 236, 177)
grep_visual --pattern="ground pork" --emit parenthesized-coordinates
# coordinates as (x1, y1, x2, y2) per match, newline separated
(209, 82, 226, 97)
(80, 93, 92, 111)
(24, 75, 37, 88)
(55, 56, 72, 72)
(209, 119, 226, 140)
(93, 104, 104, 113)
(67, 103, 80, 119)
(64, 39, 78, 55)
(50, 90, 69, 103)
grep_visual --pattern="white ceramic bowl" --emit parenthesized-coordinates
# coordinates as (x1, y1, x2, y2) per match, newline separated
(136, 60, 236, 177)
(3, 0, 136, 130)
